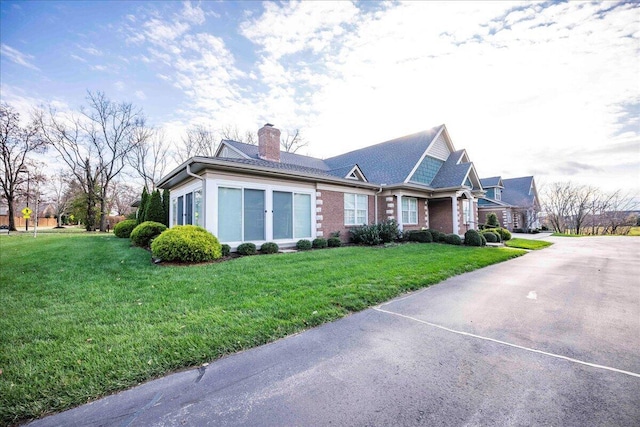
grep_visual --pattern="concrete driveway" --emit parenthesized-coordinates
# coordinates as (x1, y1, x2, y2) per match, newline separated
(30, 236, 640, 426)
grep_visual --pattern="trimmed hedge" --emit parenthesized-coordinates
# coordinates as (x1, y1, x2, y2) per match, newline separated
(113, 219, 137, 238)
(483, 231, 498, 243)
(327, 237, 342, 247)
(296, 239, 312, 250)
(405, 230, 433, 243)
(260, 242, 279, 254)
(312, 238, 328, 249)
(150, 225, 222, 263)
(350, 219, 400, 246)
(130, 221, 167, 247)
(427, 229, 446, 243)
(444, 233, 462, 245)
(221, 244, 231, 257)
(464, 229, 483, 247)
(237, 243, 257, 256)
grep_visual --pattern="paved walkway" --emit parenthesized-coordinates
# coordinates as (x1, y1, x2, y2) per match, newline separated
(29, 236, 640, 426)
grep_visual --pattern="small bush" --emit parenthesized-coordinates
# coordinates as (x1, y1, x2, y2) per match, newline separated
(464, 229, 483, 246)
(350, 220, 400, 246)
(312, 238, 328, 249)
(378, 219, 401, 243)
(487, 227, 511, 241)
(237, 242, 257, 256)
(486, 213, 500, 228)
(221, 244, 231, 257)
(130, 221, 167, 247)
(260, 242, 279, 254)
(151, 225, 222, 263)
(480, 234, 487, 246)
(296, 239, 312, 250)
(482, 231, 498, 243)
(405, 230, 433, 243)
(427, 229, 446, 243)
(327, 237, 342, 247)
(113, 219, 137, 238)
(444, 233, 462, 245)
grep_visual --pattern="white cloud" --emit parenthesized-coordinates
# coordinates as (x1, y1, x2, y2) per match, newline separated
(135, 90, 146, 100)
(114, 81, 125, 91)
(0, 44, 40, 71)
(78, 45, 103, 56)
(90, 64, 107, 71)
(181, 1, 205, 25)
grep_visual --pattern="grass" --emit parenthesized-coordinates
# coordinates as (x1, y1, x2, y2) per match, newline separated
(505, 238, 553, 250)
(629, 226, 640, 236)
(551, 232, 583, 237)
(0, 233, 525, 424)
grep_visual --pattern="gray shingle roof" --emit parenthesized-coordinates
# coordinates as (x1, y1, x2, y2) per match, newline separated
(430, 150, 472, 188)
(324, 126, 443, 185)
(480, 176, 502, 188)
(501, 176, 536, 207)
(212, 156, 339, 178)
(221, 140, 331, 171)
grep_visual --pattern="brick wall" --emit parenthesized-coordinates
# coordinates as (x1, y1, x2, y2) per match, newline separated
(428, 199, 453, 233)
(316, 189, 375, 241)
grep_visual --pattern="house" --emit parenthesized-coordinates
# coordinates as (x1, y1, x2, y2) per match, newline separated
(477, 176, 541, 231)
(156, 123, 484, 248)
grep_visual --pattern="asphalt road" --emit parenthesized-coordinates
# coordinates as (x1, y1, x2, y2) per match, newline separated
(30, 236, 640, 426)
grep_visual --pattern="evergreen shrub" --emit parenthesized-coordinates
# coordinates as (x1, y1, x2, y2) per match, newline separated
(444, 233, 462, 245)
(221, 244, 231, 257)
(327, 237, 342, 247)
(296, 239, 312, 250)
(486, 213, 500, 228)
(130, 221, 167, 247)
(482, 231, 498, 243)
(237, 243, 257, 255)
(151, 225, 222, 263)
(464, 229, 483, 247)
(113, 219, 137, 238)
(405, 230, 432, 243)
(427, 229, 446, 243)
(312, 238, 328, 249)
(260, 242, 279, 254)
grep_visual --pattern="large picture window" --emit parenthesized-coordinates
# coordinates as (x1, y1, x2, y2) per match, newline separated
(344, 193, 368, 225)
(402, 197, 418, 224)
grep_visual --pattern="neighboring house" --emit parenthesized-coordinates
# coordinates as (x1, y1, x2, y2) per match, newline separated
(157, 123, 484, 248)
(478, 176, 541, 231)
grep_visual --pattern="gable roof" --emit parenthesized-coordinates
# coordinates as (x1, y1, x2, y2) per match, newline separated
(218, 140, 331, 171)
(324, 125, 444, 186)
(501, 176, 538, 207)
(480, 176, 503, 188)
(430, 149, 475, 188)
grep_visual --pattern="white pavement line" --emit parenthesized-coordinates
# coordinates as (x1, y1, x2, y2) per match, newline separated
(373, 307, 640, 379)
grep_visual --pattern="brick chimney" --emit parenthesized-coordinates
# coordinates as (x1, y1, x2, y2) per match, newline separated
(258, 123, 281, 163)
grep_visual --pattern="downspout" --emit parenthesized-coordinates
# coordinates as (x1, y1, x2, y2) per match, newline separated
(374, 185, 384, 224)
(186, 162, 206, 229)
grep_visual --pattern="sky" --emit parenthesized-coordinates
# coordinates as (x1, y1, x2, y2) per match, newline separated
(1, 0, 639, 197)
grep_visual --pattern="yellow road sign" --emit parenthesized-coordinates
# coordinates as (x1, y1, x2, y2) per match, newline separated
(22, 207, 32, 218)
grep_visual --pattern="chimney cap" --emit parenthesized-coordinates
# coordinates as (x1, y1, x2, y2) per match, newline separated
(263, 123, 274, 127)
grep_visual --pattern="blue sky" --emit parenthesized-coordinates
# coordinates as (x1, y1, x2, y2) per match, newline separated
(1, 1, 639, 196)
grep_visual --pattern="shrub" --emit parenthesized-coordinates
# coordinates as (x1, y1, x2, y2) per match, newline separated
(137, 187, 149, 225)
(464, 229, 483, 247)
(237, 242, 257, 256)
(296, 239, 312, 250)
(405, 230, 432, 243)
(113, 219, 137, 238)
(327, 237, 342, 247)
(130, 221, 167, 247)
(492, 227, 511, 241)
(312, 238, 328, 249)
(260, 242, 279, 254)
(444, 233, 462, 245)
(151, 225, 221, 263)
(378, 219, 401, 243)
(480, 234, 487, 246)
(145, 190, 165, 223)
(482, 231, 498, 243)
(427, 229, 446, 243)
(221, 244, 231, 257)
(486, 213, 500, 228)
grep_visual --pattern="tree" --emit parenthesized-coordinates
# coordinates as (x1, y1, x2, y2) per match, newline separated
(144, 189, 164, 223)
(280, 129, 308, 153)
(108, 180, 138, 217)
(162, 188, 170, 226)
(220, 124, 256, 145)
(47, 170, 72, 228)
(543, 182, 575, 233)
(486, 212, 499, 228)
(128, 128, 167, 190)
(0, 103, 48, 231)
(37, 91, 148, 231)
(175, 124, 219, 163)
(137, 186, 149, 225)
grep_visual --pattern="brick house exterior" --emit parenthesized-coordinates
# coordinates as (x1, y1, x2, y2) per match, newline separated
(478, 176, 541, 231)
(158, 123, 485, 248)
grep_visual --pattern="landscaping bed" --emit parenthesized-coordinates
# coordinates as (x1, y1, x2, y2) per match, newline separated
(0, 233, 525, 424)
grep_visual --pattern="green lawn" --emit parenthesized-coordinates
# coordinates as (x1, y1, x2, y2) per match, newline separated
(0, 234, 525, 424)
(551, 232, 583, 237)
(505, 238, 553, 250)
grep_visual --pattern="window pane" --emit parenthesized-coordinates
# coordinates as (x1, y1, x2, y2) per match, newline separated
(294, 193, 311, 238)
(356, 209, 367, 225)
(194, 189, 202, 226)
(185, 192, 193, 225)
(345, 209, 355, 225)
(171, 198, 177, 226)
(356, 194, 367, 207)
(244, 189, 265, 241)
(273, 191, 292, 239)
(218, 187, 241, 241)
(177, 196, 184, 226)
(344, 193, 355, 210)
(402, 198, 409, 211)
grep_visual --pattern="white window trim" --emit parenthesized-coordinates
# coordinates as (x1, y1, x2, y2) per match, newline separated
(344, 193, 368, 226)
(402, 197, 418, 225)
(170, 181, 203, 227)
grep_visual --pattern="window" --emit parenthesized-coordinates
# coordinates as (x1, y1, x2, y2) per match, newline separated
(402, 197, 418, 224)
(244, 189, 265, 241)
(294, 193, 311, 238)
(495, 189, 501, 201)
(273, 191, 311, 239)
(344, 193, 368, 225)
(218, 187, 242, 241)
(194, 189, 202, 226)
(463, 199, 471, 224)
(177, 196, 184, 225)
(171, 198, 178, 226)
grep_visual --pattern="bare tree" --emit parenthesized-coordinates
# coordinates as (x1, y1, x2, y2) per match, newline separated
(47, 170, 72, 228)
(174, 124, 219, 163)
(220, 124, 256, 145)
(37, 91, 148, 232)
(543, 181, 575, 233)
(280, 129, 308, 153)
(569, 185, 597, 235)
(108, 180, 139, 216)
(128, 127, 166, 190)
(0, 104, 48, 230)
